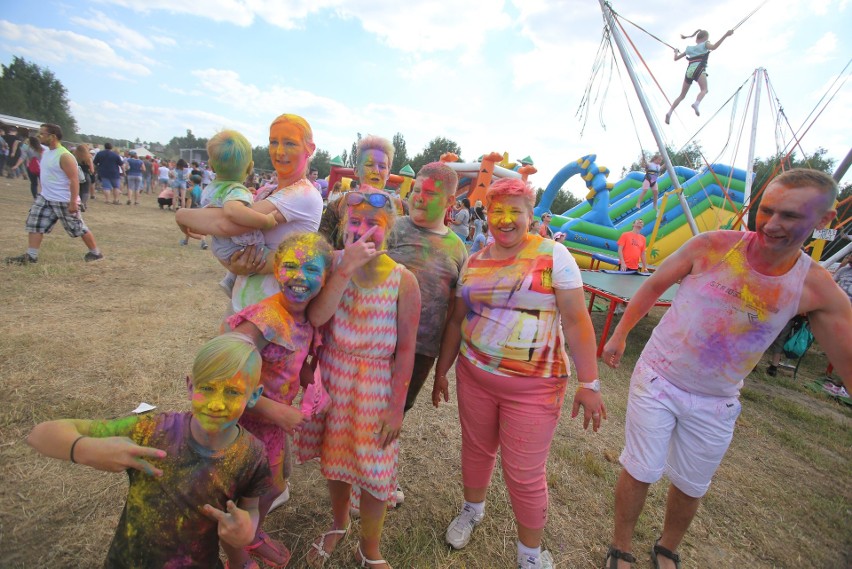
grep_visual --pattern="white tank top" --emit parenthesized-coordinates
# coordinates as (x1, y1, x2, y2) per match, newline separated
(40, 146, 73, 202)
(641, 232, 811, 397)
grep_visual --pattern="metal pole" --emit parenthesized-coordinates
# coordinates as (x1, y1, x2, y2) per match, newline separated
(832, 147, 852, 182)
(741, 68, 762, 230)
(598, 0, 699, 235)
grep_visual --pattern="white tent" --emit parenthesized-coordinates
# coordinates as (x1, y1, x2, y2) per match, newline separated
(132, 147, 157, 158)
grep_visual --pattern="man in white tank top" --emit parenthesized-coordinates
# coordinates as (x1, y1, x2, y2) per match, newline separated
(5, 123, 103, 265)
(600, 169, 851, 569)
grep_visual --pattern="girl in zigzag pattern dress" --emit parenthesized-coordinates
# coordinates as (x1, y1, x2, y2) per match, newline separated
(307, 190, 421, 569)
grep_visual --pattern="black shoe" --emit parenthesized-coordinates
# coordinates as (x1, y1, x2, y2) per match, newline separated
(84, 252, 104, 262)
(5, 253, 37, 265)
(767, 365, 778, 377)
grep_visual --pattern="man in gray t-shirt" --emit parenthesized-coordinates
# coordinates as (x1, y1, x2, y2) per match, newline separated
(386, 163, 468, 411)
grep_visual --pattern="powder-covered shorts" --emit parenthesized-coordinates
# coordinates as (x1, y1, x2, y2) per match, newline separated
(25, 195, 89, 237)
(619, 357, 741, 498)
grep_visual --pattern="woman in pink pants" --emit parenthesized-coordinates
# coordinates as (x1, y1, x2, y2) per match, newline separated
(432, 178, 605, 569)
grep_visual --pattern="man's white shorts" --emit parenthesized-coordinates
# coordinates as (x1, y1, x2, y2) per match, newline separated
(619, 357, 742, 498)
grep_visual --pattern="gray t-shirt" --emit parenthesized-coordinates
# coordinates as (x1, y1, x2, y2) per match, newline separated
(451, 208, 470, 239)
(386, 217, 468, 357)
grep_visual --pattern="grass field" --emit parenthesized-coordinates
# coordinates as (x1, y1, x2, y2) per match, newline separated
(0, 177, 849, 568)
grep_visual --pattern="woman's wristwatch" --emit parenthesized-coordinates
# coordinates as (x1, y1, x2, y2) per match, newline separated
(577, 379, 601, 392)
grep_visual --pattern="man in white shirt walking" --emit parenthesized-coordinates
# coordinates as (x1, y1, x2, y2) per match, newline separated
(5, 123, 104, 264)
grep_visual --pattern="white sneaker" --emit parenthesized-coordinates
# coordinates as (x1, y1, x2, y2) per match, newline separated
(445, 504, 484, 550)
(267, 482, 290, 513)
(393, 484, 405, 505)
(518, 550, 553, 569)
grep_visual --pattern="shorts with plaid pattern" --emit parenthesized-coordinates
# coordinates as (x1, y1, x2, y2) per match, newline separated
(25, 195, 89, 238)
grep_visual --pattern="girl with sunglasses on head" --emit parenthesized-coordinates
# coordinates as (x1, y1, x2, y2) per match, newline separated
(318, 135, 394, 250)
(306, 190, 421, 569)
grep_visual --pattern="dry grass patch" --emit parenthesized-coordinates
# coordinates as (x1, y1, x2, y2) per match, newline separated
(0, 178, 849, 567)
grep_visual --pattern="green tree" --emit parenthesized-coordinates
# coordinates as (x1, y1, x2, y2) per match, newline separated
(252, 146, 272, 171)
(311, 149, 331, 178)
(0, 56, 78, 136)
(411, 137, 462, 173)
(347, 133, 362, 169)
(535, 188, 582, 216)
(163, 129, 208, 161)
(391, 132, 410, 174)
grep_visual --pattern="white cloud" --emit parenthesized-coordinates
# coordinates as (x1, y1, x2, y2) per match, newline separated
(336, 0, 512, 57)
(103, 0, 257, 26)
(70, 98, 263, 145)
(0, 20, 150, 76)
(152, 35, 177, 47)
(804, 32, 837, 64)
(71, 10, 153, 51)
(103, 0, 511, 57)
(190, 68, 358, 130)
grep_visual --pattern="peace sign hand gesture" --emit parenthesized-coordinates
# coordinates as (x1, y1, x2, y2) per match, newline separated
(202, 500, 255, 548)
(340, 225, 386, 275)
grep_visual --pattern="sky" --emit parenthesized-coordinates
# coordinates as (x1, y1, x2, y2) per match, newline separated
(1, 0, 850, 198)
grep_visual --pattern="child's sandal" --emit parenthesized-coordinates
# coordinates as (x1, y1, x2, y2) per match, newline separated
(245, 530, 291, 568)
(355, 544, 391, 568)
(307, 526, 349, 567)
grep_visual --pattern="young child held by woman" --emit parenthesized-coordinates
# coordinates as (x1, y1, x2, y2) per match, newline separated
(179, 129, 280, 295)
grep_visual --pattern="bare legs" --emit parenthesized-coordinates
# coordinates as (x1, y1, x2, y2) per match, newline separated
(308, 480, 389, 568)
(635, 182, 659, 210)
(612, 470, 700, 569)
(691, 75, 709, 116)
(665, 74, 708, 124)
(665, 80, 692, 124)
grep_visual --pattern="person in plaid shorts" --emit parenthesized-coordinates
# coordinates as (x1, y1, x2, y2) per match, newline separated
(5, 123, 104, 265)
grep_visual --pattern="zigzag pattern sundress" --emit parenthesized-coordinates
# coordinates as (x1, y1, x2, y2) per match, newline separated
(318, 264, 402, 501)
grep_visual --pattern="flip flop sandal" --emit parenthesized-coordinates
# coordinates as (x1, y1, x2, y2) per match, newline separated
(355, 544, 392, 568)
(245, 530, 291, 568)
(307, 526, 349, 567)
(650, 539, 681, 569)
(604, 546, 636, 568)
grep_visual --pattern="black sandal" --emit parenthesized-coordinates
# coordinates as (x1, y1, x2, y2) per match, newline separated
(604, 546, 636, 568)
(650, 539, 681, 569)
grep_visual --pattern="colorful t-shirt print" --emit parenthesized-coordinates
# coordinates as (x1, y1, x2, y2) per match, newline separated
(458, 235, 583, 378)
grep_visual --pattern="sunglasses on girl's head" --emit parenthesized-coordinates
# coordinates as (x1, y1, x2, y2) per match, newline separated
(346, 191, 391, 208)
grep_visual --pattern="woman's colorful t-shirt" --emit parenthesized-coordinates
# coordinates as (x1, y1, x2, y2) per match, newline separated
(105, 412, 270, 569)
(457, 235, 583, 378)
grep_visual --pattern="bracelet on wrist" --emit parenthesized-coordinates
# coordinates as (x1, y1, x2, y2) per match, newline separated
(576, 379, 601, 393)
(70, 435, 88, 464)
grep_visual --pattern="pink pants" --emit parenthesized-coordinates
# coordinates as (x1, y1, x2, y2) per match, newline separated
(456, 355, 567, 529)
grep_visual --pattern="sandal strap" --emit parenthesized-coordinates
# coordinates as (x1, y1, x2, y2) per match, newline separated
(652, 541, 681, 567)
(311, 527, 349, 560)
(606, 546, 636, 566)
(357, 545, 389, 567)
